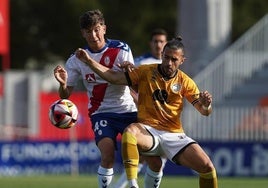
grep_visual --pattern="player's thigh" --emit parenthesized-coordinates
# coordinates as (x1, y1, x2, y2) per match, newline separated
(125, 123, 154, 151)
(175, 143, 213, 173)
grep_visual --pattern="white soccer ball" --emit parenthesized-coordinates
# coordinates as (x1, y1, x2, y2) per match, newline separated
(49, 99, 78, 129)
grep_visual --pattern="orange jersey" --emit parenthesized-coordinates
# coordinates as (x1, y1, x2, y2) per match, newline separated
(127, 64, 200, 133)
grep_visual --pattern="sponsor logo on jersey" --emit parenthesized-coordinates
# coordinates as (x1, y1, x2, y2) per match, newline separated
(85, 73, 96, 82)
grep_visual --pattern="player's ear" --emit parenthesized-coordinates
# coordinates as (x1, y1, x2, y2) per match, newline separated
(180, 56, 186, 65)
(103, 25, 107, 34)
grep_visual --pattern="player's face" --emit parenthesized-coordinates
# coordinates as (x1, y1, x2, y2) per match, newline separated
(161, 48, 185, 78)
(150, 35, 167, 59)
(81, 23, 106, 51)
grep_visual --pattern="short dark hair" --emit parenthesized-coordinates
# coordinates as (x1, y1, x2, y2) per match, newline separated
(150, 28, 168, 40)
(79, 9, 105, 29)
(163, 36, 185, 54)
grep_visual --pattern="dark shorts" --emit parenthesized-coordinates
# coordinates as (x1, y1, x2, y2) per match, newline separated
(91, 112, 137, 149)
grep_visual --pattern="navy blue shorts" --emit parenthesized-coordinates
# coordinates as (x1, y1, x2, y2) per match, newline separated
(91, 112, 137, 149)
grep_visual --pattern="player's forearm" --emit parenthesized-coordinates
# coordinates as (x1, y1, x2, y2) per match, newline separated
(85, 58, 128, 85)
(196, 102, 212, 116)
(75, 48, 128, 85)
(58, 84, 70, 99)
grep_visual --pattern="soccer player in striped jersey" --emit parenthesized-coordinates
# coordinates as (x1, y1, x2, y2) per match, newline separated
(75, 36, 218, 188)
(54, 9, 138, 188)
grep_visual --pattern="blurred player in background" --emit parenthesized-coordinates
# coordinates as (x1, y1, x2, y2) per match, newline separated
(75, 36, 218, 188)
(113, 28, 168, 188)
(53, 9, 138, 188)
(135, 28, 168, 66)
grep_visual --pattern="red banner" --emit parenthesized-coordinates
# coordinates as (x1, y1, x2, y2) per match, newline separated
(0, 0, 9, 54)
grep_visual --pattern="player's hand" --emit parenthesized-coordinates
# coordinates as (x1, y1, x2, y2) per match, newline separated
(54, 65, 67, 86)
(75, 48, 91, 64)
(199, 91, 212, 107)
(117, 61, 136, 72)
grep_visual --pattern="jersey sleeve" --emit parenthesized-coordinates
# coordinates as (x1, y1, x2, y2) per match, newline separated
(65, 55, 81, 87)
(118, 43, 134, 64)
(182, 74, 200, 104)
(108, 40, 135, 71)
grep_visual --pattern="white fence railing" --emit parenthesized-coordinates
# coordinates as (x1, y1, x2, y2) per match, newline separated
(182, 14, 268, 141)
(182, 106, 268, 141)
(193, 14, 268, 103)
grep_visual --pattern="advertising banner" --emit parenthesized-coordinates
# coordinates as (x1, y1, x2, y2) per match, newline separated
(0, 141, 267, 177)
(0, 141, 101, 175)
(164, 142, 268, 177)
(0, 0, 9, 54)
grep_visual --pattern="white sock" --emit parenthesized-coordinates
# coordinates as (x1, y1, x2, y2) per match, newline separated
(112, 163, 144, 188)
(137, 163, 145, 173)
(128, 179, 139, 188)
(97, 166, 113, 188)
(144, 166, 163, 188)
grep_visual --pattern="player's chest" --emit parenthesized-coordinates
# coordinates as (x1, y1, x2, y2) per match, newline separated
(144, 77, 183, 104)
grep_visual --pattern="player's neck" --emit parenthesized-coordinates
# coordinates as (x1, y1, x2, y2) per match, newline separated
(158, 65, 177, 80)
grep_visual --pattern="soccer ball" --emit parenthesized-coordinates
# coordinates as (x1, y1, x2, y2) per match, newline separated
(49, 99, 78, 129)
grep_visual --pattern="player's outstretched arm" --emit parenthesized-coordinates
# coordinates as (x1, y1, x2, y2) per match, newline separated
(194, 91, 213, 116)
(75, 48, 128, 85)
(54, 65, 73, 99)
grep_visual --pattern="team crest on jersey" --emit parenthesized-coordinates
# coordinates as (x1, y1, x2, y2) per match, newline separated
(171, 84, 180, 92)
(104, 56, 111, 66)
(85, 73, 96, 82)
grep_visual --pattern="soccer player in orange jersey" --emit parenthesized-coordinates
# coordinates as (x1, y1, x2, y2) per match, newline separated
(75, 36, 218, 188)
(114, 28, 168, 188)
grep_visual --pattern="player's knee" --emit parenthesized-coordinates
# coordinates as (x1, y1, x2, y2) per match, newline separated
(97, 139, 115, 167)
(100, 149, 115, 166)
(200, 161, 215, 173)
(123, 123, 140, 136)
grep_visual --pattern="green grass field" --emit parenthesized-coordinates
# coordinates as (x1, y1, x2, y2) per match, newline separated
(0, 175, 267, 188)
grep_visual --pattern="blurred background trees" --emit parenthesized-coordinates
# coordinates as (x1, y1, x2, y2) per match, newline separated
(9, 0, 268, 69)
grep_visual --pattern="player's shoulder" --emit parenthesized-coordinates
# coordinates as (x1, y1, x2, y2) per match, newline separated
(65, 53, 76, 63)
(137, 64, 158, 73)
(106, 39, 131, 52)
(179, 70, 196, 85)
